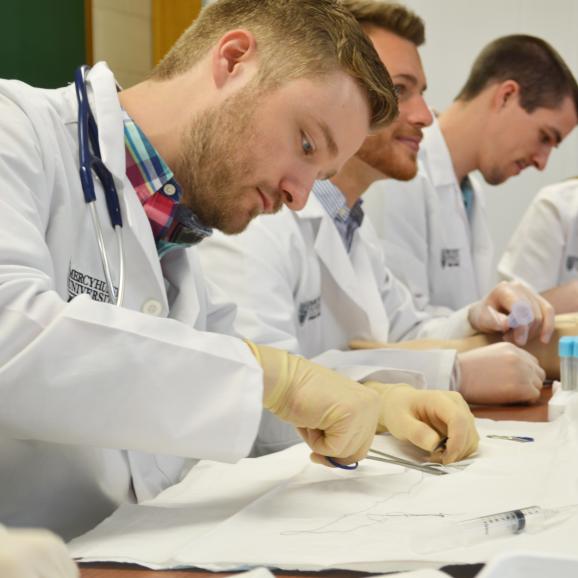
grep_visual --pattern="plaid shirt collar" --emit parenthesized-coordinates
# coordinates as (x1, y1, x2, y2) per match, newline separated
(312, 179, 364, 252)
(123, 111, 212, 256)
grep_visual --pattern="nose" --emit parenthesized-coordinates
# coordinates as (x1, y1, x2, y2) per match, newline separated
(406, 95, 433, 128)
(531, 146, 552, 171)
(279, 170, 316, 211)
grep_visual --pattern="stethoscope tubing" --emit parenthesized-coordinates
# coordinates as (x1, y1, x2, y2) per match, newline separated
(75, 65, 125, 307)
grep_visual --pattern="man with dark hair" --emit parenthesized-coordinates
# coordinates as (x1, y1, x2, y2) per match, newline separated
(373, 34, 578, 315)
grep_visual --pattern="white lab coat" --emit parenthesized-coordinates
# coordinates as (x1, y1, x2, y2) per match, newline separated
(499, 180, 578, 292)
(368, 117, 494, 313)
(199, 194, 475, 455)
(0, 63, 263, 540)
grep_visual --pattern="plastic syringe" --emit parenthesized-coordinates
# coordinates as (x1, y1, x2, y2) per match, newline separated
(412, 504, 578, 553)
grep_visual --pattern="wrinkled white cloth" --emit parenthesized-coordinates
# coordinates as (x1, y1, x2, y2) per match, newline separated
(70, 401, 578, 573)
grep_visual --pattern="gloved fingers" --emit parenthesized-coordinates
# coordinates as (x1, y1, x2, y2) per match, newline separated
(299, 423, 374, 465)
(309, 452, 360, 468)
(446, 390, 473, 411)
(310, 452, 334, 467)
(511, 323, 530, 346)
(441, 420, 479, 464)
(472, 303, 509, 333)
(392, 416, 444, 454)
(526, 372, 545, 404)
(509, 345, 542, 367)
(414, 395, 478, 464)
(524, 353, 546, 395)
(535, 362, 547, 383)
(501, 285, 554, 344)
(537, 297, 556, 343)
(2, 529, 79, 578)
(51, 537, 79, 578)
(43, 537, 79, 578)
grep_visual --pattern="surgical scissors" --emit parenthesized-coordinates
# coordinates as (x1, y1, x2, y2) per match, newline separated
(327, 443, 450, 475)
(366, 448, 448, 476)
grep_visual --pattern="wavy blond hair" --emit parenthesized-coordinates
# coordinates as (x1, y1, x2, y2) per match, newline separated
(151, 0, 398, 129)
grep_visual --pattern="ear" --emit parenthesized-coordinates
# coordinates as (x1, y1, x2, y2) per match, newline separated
(212, 29, 258, 90)
(492, 80, 521, 111)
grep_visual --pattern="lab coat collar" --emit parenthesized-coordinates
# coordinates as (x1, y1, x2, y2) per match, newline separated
(421, 117, 459, 189)
(87, 62, 126, 182)
(298, 192, 328, 220)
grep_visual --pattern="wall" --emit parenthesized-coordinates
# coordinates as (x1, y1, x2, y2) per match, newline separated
(363, 0, 578, 282)
(92, 0, 152, 88)
(0, 0, 86, 88)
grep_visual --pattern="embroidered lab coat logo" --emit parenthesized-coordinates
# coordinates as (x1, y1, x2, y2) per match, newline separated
(566, 255, 578, 272)
(441, 249, 460, 268)
(68, 268, 114, 303)
(298, 296, 321, 324)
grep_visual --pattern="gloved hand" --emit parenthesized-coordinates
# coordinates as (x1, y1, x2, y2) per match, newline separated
(0, 526, 78, 578)
(457, 343, 544, 405)
(468, 281, 555, 346)
(246, 342, 380, 466)
(363, 381, 479, 464)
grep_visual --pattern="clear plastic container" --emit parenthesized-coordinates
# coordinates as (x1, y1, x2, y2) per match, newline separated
(570, 337, 578, 391)
(559, 337, 574, 391)
(507, 299, 534, 328)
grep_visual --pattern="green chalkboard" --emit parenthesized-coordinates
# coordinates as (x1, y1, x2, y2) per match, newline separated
(1, 0, 86, 88)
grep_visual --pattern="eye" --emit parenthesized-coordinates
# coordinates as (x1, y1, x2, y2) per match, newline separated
(301, 131, 315, 156)
(394, 84, 407, 99)
(539, 130, 553, 146)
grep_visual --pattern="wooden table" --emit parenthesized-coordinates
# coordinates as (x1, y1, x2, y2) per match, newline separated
(80, 389, 552, 578)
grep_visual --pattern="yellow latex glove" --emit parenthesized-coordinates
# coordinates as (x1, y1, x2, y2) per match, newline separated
(364, 382, 479, 464)
(246, 342, 380, 466)
(0, 526, 79, 578)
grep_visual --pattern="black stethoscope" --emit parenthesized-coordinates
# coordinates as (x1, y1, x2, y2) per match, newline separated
(74, 65, 125, 306)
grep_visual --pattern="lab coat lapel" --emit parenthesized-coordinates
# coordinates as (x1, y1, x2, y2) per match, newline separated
(425, 118, 486, 300)
(351, 224, 391, 340)
(305, 197, 374, 332)
(420, 117, 453, 188)
(427, 120, 494, 297)
(470, 177, 494, 296)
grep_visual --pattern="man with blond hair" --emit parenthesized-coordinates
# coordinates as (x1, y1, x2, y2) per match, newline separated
(0, 0, 468, 541)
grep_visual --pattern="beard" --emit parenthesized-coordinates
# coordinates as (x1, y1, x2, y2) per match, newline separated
(356, 126, 420, 182)
(173, 89, 259, 234)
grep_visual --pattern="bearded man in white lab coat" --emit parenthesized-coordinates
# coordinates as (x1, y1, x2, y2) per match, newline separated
(0, 0, 443, 541)
(370, 34, 578, 315)
(198, 1, 554, 456)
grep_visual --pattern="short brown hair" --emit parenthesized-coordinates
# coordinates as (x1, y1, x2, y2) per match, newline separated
(340, 0, 425, 46)
(456, 34, 578, 115)
(151, 0, 398, 130)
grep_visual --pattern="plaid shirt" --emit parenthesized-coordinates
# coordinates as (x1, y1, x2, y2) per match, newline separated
(123, 112, 212, 257)
(312, 179, 364, 252)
